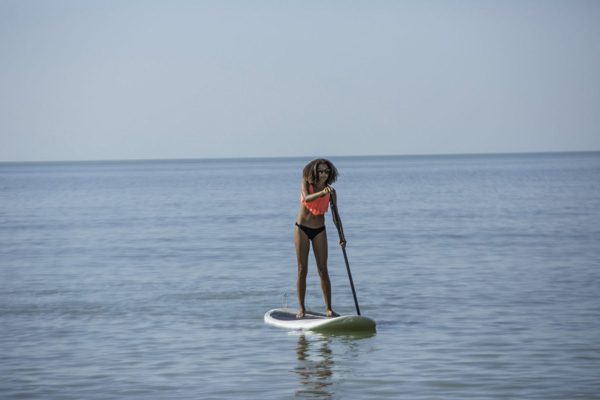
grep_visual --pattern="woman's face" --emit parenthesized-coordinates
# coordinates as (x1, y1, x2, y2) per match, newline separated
(317, 163, 330, 184)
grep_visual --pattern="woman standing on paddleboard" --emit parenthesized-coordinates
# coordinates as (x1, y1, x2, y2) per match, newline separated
(295, 158, 346, 319)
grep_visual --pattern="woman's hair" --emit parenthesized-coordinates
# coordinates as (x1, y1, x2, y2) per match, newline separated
(302, 158, 339, 185)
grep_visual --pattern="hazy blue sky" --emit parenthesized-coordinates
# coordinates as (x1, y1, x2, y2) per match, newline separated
(1, 0, 599, 162)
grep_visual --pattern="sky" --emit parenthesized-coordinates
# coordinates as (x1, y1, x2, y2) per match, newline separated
(1, 0, 599, 162)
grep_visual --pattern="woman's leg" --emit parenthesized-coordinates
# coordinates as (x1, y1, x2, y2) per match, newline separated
(294, 225, 310, 318)
(312, 230, 338, 317)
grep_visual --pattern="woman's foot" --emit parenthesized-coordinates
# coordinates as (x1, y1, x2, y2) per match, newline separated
(296, 308, 306, 319)
(326, 309, 340, 318)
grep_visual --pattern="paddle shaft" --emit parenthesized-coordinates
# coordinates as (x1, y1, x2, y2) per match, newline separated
(329, 192, 361, 316)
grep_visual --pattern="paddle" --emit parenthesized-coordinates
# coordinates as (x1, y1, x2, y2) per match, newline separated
(329, 190, 362, 316)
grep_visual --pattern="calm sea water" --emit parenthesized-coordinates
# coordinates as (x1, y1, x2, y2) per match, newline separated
(1, 153, 599, 399)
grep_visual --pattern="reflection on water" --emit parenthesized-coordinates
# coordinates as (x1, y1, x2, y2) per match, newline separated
(294, 333, 334, 398)
(292, 332, 376, 398)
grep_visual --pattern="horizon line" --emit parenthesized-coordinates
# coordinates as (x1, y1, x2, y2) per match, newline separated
(1, 149, 599, 165)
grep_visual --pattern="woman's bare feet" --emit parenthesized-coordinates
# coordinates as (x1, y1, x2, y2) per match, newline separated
(296, 308, 306, 319)
(326, 309, 340, 317)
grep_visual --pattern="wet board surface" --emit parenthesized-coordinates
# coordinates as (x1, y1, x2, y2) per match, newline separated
(264, 308, 376, 333)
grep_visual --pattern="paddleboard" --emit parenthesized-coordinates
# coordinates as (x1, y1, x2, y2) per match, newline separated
(264, 308, 376, 333)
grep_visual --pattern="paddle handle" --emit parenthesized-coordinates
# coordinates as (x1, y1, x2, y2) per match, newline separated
(329, 192, 361, 316)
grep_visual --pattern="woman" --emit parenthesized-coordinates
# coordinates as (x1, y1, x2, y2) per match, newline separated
(295, 158, 346, 318)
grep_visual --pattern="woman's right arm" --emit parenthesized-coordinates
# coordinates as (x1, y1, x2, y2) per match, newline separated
(301, 181, 333, 203)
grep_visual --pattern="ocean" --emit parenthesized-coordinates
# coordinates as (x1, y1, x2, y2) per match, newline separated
(1, 152, 599, 399)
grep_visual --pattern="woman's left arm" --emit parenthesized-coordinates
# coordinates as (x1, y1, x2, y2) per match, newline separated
(331, 190, 347, 248)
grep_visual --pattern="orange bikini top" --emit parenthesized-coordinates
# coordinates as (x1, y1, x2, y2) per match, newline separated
(301, 184, 330, 215)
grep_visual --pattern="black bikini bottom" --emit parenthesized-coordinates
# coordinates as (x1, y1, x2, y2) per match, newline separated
(295, 222, 326, 241)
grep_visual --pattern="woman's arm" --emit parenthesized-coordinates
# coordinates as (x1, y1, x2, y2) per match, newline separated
(301, 180, 333, 203)
(331, 190, 347, 247)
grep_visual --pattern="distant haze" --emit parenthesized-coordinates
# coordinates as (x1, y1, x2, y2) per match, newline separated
(1, 0, 599, 162)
